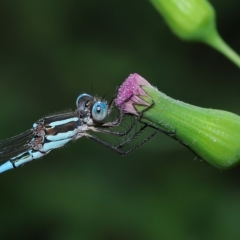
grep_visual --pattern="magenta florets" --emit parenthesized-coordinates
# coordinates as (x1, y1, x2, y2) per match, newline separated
(115, 73, 151, 115)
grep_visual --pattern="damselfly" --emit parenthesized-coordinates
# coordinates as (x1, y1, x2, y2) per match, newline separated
(0, 93, 159, 174)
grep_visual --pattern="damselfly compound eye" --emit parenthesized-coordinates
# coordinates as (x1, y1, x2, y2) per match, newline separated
(92, 102, 108, 122)
(76, 93, 92, 110)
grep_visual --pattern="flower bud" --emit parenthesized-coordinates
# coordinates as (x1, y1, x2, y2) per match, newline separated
(150, 0, 215, 41)
(150, 0, 240, 68)
(116, 73, 240, 170)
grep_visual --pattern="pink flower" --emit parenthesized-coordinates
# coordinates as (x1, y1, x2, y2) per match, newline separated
(115, 73, 151, 115)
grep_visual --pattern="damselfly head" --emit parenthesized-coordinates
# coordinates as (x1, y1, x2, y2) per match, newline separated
(76, 93, 109, 123)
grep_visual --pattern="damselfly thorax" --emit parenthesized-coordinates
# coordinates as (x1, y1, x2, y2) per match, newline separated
(0, 93, 160, 174)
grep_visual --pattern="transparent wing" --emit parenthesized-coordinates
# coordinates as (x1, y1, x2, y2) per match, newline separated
(0, 129, 34, 163)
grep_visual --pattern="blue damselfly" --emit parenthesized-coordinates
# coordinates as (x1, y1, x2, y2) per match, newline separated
(0, 93, 160, 174)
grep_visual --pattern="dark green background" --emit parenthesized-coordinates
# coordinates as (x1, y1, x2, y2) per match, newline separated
(1, 0, 240, 239)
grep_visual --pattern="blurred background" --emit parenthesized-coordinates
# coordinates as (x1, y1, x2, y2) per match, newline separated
(1, 0, 240, 239)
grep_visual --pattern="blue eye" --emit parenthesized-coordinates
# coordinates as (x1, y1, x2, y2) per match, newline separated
(76, 93, 92, 109)
(92, 102, 108, 122)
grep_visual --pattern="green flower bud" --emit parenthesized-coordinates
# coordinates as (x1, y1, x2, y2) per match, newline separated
(150, 0, 240, 68)
(150, 0, 215, 41)
(116, 73, 240, 170)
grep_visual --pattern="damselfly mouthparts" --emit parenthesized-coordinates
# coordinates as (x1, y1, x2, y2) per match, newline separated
(0, 93, 159, 174)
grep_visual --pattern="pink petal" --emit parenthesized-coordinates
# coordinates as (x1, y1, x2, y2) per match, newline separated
(115, 73, 151, 115)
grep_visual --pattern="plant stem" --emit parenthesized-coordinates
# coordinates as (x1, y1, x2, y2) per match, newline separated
(204, 30, 240, 68)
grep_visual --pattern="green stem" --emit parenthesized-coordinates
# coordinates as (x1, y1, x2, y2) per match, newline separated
(204, 30, 240, 68)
